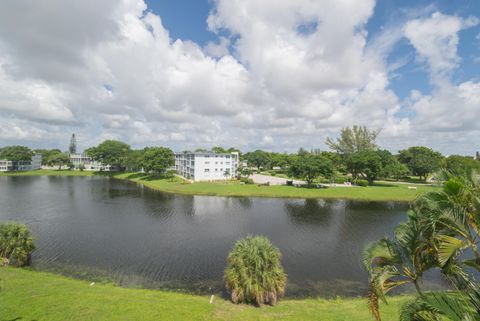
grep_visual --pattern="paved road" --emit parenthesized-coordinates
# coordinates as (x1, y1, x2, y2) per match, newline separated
(250, 174, 304, 186)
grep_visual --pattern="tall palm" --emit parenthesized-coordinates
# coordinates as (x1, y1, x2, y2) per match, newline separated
(363, 215, 436, 321)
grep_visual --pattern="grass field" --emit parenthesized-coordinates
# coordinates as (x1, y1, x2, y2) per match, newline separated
(0, 267, 410, 321)
(0, 169, 438, 201)
(113, 172, 438, 201)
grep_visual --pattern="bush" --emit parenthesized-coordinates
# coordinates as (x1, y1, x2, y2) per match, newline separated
(224, 236, 287, 306)
(0, 222, 35, 267)
(240, 177, 254, 184)
(356, 180, 368, 187)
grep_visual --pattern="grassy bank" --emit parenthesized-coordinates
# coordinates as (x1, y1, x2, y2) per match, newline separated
(114, 172, 437, 201)
(0, 267, 409, 321)
(0, 169, 438, 201)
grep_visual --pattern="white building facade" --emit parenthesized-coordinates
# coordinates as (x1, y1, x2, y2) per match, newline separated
(0, 154, 42, 172)
(175, 152, 239, 181)
(69, 153, 111, 171)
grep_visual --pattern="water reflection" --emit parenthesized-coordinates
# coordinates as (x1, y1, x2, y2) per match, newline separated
(0, 176, 444, 297)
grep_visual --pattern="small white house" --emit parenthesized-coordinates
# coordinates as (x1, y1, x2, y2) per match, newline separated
(175, 151, 239, 181)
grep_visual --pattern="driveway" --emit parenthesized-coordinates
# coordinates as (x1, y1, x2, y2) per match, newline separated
(250, 173, 304, 186)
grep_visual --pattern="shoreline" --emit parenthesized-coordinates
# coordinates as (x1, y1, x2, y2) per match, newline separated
(0, 267, 411, 320)
(0, 169, 439, 201)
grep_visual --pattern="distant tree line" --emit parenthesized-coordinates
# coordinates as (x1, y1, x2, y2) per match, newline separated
(2, 126, 480, 182)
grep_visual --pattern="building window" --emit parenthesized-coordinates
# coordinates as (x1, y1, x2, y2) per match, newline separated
(205, 161, 210, 164)
(205, 169, 210, 172)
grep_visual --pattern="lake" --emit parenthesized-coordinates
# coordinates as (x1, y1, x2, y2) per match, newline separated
(0, 176, 444, 297)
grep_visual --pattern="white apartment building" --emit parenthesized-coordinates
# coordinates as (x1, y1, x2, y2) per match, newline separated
(0, 154, 42, 172)
(175, 151, 239, 181)
(69, 153, 111, 171)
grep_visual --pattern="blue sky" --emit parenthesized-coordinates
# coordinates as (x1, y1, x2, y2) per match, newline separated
(0, 0, 479, 154)
(147, 0, 480, 100)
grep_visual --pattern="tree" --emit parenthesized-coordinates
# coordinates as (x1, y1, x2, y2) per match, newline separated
(223, 169, 231, 181)
(376, 150, 409, 180)
(47, 151, 71, 170)
(363, 216, 436, 320)
(224, 236, 286, 306)
(398, 146, 443, 181)
(326, 125, 380, 155)
(212, 146, 227, 153)
(346, 150, 382, 185)
(244, 150, 271, 169)
(444, 155, 480, 177)
(124, 149, 145, 172)
(141, 147, 174, 174)
(0, 222, 35, 267)
(34, 149, 62, 165)
(0, 146, 33, 162)
(69, 133, 77, 154)
(86, 140, 131, 170)
(289, 154, 334, 186)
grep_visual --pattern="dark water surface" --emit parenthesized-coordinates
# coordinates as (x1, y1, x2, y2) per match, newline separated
(0, 176, 445, 297)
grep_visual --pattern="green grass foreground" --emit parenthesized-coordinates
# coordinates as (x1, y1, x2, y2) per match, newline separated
(0, 268, 409, 321)
(0, 169, 438, 201)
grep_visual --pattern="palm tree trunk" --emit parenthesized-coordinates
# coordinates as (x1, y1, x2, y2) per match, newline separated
(413, 279, 423, 296)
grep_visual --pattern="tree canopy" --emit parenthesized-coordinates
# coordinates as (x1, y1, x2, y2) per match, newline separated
(141, 147, 174, 174)
(86, 140, 131, 169)
(325, 125, 380, 155)
(289, 154, 334, 186)
(0, 146, 34, 162)
(398, 146, 443, 181)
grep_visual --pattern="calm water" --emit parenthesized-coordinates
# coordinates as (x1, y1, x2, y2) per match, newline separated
(0, 176, 444, 297)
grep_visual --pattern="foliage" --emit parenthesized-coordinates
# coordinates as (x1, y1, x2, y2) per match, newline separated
(86, 140, 131, 169)
(239, 177, 254, 184)
(244, 150, 271, 169)
(0, 222, 35, 267)
(141, 147, 174, 174)
(346, 150, 382, 185)
(398, 146, 443, 181)
(124, 149, 145, 172)
(34, 149, 62, 165)
(69, 133, 77, 154)
(325, 125, 380, 155)
(46, 151, 71, 170)
(356, 180, 368, 187)
(289, 154, 334, 186)
(224, 236, 287, 306)
(443, 155, 480, 177)
(364, 171, 480, 320)
(0, 146, 34, 162)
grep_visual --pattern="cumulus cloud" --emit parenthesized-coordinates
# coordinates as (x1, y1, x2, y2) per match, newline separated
(0, 0, 478, 154)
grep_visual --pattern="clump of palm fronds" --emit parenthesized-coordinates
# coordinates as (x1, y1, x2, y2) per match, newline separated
(0, 222, 35, 267)
(224, 235, 286, 306)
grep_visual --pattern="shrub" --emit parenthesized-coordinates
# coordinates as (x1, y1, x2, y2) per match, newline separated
(0, 222, 35, 267)
(224, 236, 287, 306)
(356, 179, 368, 187)
(240, 177, 254, 184)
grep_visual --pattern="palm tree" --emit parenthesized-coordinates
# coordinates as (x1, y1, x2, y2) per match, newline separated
(0, 222, 35, 267)
(363, 215, 436, 321)
(224, 235, 287, 306)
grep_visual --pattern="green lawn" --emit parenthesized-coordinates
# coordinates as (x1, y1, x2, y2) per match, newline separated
(0, 169, 438, 201)
(114, 172, 438, 201)
(0, 267, 410, 321)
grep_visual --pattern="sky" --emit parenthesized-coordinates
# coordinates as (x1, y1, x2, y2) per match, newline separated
(0, 0, 479, 155)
